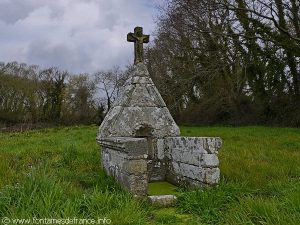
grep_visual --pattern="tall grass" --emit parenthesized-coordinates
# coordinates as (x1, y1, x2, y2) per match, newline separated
(177, 126, 300, 224)
(0, 126, 150, 224)
(0, 125, 299, 224)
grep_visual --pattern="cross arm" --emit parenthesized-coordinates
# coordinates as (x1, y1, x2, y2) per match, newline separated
(127, 32, 136, 42)
(143, 35, 150, 43)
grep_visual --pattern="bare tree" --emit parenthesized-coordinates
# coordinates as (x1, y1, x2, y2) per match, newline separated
(94, 66, 128, 111)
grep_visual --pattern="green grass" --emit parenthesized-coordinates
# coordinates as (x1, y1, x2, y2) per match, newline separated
(0, 125, 299, 224)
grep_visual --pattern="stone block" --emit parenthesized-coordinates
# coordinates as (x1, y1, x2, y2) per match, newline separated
(146, 84, 167, 107)
(127, 174, 148, 196)
(98, 137, 148, 156)
(171, 161, 204, 181)
(112, 84, 135, 107)
(165, 137, 208, 155)
(203, 168, 220, 184)
(130, 76, 152, 84)
(156, 139, 165, 160)
(201, 154, 219, 167)
(125, 159, 147, 175)
(148, 195, 177, 206)
(101, 147, 128, 176)
(206, 137, 222, 154)
(123, 138, 148, 156)
(127, 84, 161, 107)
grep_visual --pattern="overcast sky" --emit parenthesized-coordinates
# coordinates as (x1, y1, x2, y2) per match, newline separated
(0, 0, 158, 74)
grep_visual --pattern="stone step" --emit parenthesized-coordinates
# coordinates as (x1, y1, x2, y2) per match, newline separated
(148, 195, 177, 207)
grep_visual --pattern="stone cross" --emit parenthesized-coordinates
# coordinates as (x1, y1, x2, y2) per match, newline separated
(127, 26, 149, 64)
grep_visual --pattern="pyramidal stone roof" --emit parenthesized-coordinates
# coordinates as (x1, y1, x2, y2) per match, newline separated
(98, 63, 180, 138)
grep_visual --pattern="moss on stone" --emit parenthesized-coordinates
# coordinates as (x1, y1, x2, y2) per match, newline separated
(148, 181, 178, 196)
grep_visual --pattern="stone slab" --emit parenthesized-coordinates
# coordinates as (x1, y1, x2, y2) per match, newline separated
(148, 195, 177, 206)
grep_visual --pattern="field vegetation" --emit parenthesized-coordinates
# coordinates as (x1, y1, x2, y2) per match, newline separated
(0, 125, 299, 224)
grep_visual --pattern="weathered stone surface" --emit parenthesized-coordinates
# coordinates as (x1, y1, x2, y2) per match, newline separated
(99, 137, 148, 195)
(102, 147, 128, 176)
(165, 137, 208, 157)
(207, 137, 223, 154)
(171, 161, 203, 180)
(203, 168, 220, 184)
(168, 162, 219, 184)
(100, 107, 180, 138)
(98, 137, 148, 156)
(115, 84, 166, 108)
(164, 137, 222, 186)
(156, 139, 165, 160)
(127, 84, 159, 107)
(165, 137, 221, 165)
(201, 154, 219, 167)
(127, 174, 148, 196)
(126, 76, 152, 85)
(97, 63, 180, 139)
(148, 195, 177, 206)
(97, 59, 223, 197)
(125, 159, 147, 175)
(99, 135, 222, 195)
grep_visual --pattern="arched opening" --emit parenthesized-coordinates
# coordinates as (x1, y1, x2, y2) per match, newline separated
(134, 125, 153, 138)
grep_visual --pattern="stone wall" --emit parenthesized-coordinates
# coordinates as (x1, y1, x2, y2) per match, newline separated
(98, 137, 149, 196)
(164, 137, 222, 187)
(98, 136, 222, 196)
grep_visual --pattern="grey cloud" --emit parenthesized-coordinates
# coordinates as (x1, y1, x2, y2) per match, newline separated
(0, 0, 157, 74)
(0, 0, 41, 24)
(27, 40, 92, 74)
(96, 11, 119, 31)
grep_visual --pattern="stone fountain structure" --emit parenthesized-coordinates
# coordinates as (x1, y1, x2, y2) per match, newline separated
(97, 27, 222, 197)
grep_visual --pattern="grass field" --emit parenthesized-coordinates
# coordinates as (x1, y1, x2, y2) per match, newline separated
(0, 125, 299, 224)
